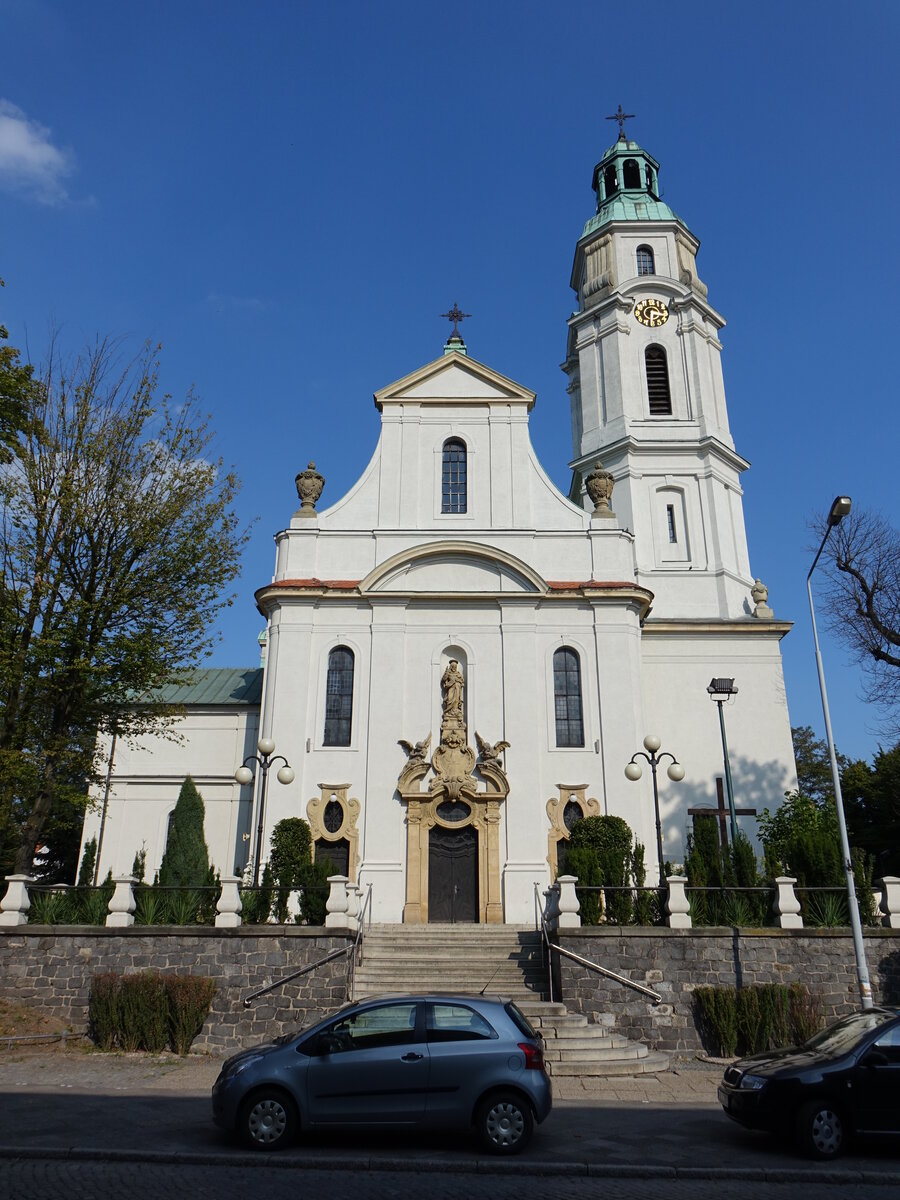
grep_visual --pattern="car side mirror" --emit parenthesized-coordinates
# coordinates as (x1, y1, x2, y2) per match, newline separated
(861, 1049, 889, 1068)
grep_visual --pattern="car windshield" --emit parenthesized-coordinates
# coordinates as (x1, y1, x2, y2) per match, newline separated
(802, 1010, 896, 1055)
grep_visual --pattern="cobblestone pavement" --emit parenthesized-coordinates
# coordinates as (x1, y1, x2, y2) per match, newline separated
(1, 1161, 899, 1200)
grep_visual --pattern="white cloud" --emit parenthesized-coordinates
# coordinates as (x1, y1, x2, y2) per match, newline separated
(0, 99, 73, 205)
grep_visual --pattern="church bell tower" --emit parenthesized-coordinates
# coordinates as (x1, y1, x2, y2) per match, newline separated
(564, 115, 754, 620)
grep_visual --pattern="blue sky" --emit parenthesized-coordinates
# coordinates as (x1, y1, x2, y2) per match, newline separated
(1, 0, 897, 766)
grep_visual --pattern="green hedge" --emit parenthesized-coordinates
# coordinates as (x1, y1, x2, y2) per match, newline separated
(693, 983, 824, 1057)
(88, 971, 216, 1055)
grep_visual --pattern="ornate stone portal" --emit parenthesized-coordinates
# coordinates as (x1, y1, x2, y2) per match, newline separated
(397, 663, 509, 923)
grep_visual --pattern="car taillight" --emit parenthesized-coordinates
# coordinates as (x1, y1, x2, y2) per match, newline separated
(519, 1041, 544, 1070)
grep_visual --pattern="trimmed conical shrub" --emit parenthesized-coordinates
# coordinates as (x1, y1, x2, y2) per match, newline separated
(158, 776, 210, 889)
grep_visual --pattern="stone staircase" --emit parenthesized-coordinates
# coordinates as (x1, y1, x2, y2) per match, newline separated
(352, 924, 668, 1077)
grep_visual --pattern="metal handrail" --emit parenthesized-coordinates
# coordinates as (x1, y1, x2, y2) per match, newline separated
(347, 883, 373, 1000)
(549, 941, 662, 1005)
(533, 882, 662, 1006)
(242, 882, 374, 1008)
(534, 884, 555, 1003)
(242, 945, 352, 1007)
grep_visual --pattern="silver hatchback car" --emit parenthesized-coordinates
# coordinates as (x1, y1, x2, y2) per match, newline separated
(212, 993, 552, 1154)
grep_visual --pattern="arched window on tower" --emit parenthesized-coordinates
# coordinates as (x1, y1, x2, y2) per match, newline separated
(441, 438, 467, 514)
(604, 164, 618, 195)
(623, 159, 641, 189)
(645, 164, 655, 193)
(553, 647, 585, 748)
(324, 646, 354, 746)
(636, 245, 655, 276)
(645, 345, 672, 415)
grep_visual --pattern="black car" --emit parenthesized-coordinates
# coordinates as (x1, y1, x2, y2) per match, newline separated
(718, 1006, 900, 1159)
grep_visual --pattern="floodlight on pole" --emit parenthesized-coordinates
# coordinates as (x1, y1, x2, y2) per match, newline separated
(807, 495, 873, 1010)
(707, 677, 739, 844)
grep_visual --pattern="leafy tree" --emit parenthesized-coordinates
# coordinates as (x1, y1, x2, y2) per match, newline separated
(77, 836, 97, 887)
(791, 725, 847, 805)
(569, 815, 634, 924)
(564, 844, 603, 925)
(757, 790, 843, 888)
(842, 741, 900, 877)
(158, 777, 211, 889)
(0, 338, 249, 875)
(0, 283, 41, 464)
(812, 507, 900, 729)
(269, 818, 313, 887)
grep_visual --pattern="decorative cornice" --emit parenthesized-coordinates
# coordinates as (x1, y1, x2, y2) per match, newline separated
(642, 618, 793, 639)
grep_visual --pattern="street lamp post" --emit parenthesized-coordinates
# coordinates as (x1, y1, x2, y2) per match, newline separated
(625, 735, 685, 885)
(235, 737, 295, 889)
(807, 495, 873, 1010)
(707, 678, 739, 845)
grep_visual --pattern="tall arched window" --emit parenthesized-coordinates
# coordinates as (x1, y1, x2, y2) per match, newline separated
(553, 648, 584, 748)
(604, 164, 618, 195)
(441, 438, 467, 514)
(645, 345, 672, 415)
(636, 245, 655, 276)
(324, 646, 354, 746)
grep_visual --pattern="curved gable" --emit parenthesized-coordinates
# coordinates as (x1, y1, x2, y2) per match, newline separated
(361, 541, 547, 595)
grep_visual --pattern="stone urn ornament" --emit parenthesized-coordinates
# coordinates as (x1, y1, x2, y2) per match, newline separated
(751, 578, 773, 619)
(585, 462, 615, 518)
(295, 461, 324, 517)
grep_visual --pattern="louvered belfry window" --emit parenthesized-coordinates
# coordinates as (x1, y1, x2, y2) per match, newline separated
(324, 646, 354, 746)
(553, 647, 585, 748)
(442, 438, 467, 513)
(645, 345, 672, 415)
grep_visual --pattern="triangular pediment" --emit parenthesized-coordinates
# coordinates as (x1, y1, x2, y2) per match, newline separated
(374, 353, 535, 410)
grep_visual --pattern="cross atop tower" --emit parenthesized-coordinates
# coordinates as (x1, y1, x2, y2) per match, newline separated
(441, 302, 471, 338)
(605, 104, 635, 141)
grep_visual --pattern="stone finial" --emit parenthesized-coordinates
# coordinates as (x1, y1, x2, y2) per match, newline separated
(879, 876, 900, 929)
(751, 578, 773, 619)
(106, 876, 137, 927)
(215, 875, 243, 928)
(295, 461, 324, 517)
(773, 876, 803, 928)
(585, 463, 615, 518)
(665, 876, 692, 928)
(324, 874, 350, 929)
(556, 874, 581, 928)
(0, 874, 33, 927)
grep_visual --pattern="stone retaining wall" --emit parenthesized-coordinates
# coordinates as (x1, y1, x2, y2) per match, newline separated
(0, 926, 352, 1052)
(557, 927, 900, 1054)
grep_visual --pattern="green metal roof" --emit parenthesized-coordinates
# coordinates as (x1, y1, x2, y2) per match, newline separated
(150, 667, 263, 706)
(582, 194, 682, 237)
(583, 135, 689, 236)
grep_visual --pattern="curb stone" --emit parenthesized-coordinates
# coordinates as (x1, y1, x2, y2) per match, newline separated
(1, 1145, 899, 1184)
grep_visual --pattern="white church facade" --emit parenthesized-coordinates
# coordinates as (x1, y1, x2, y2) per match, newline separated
(81, 128, 797, 923)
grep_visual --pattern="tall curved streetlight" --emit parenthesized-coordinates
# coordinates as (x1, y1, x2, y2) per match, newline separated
(235, 738, 295, 889)
(807, 495, 873, 1009)
(625, 735, 685, 885)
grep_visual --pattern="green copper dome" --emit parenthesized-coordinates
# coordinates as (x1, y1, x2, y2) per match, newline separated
(582, 135, 689, 237)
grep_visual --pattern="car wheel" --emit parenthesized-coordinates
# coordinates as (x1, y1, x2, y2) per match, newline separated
(238, 1088, 298, 1151)
(796, 1099, 846, 1160)
(476, 1090, 534, 1155)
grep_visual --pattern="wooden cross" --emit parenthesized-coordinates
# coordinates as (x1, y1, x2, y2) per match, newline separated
(688, 777, 757, 848)
(605, 104, 635, 140)
(441, 302, 471, 337)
